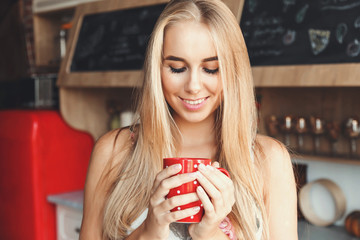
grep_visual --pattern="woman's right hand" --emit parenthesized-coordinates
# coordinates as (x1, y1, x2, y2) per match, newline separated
(142, 164, 200, 240)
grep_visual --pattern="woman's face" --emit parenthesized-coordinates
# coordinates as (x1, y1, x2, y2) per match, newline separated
(161, 21, 223, 124)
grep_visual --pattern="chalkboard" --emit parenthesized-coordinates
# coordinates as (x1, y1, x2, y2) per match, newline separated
(240, 0, 360, 66)
(70, 3, 166, 72)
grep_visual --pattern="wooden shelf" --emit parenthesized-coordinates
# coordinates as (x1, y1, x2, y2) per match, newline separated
(56, 0, 245, 139)
(59, 71, 143, 88)
(292, 154, 360, 166)
(256, 87, 360, 165)
(33, 0, 101, 14)
(33, 8, 75, 69)
(253, 63, 360, 87)
(57, 0, 169, 88)
(57, 0, 244, 88)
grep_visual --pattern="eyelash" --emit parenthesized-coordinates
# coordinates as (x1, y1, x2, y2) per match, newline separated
(169, 66, 219, 74)
(204, 68, 219, 74)
(170, 66, 186, 73)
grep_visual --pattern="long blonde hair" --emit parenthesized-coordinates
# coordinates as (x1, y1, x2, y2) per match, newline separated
(102, 0, 269, 239)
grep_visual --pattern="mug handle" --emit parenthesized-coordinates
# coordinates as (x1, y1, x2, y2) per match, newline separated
(217, 167, 230, 178)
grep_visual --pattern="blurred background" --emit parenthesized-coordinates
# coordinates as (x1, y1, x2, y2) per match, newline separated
(1, 0, 360, 239)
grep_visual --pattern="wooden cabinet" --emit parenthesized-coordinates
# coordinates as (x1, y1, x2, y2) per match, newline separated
(33, 9, 74, 69)
(257, 87, 360, 163)
(253, 64, 360, 87)
(54, 0, 244, 139)
(33, 0, 359, 163)
(56, 0, 243, 88)
(32, 0, 103, 70)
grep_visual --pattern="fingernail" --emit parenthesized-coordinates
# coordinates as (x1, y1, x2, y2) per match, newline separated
(172, 164, 182, 170)
(198, 163, 206, 171)
(193, 206, 200, 212)
(212, 161, 220, 168)
(206, 165, 214, 171)
(197, 186, 204, 193)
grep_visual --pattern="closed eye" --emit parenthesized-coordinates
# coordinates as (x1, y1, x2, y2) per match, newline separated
(204, 68, 219, 74)
(170, 66, 186, 73)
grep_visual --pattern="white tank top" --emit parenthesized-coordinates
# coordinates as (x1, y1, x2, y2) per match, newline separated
(127, 205, 263, 239)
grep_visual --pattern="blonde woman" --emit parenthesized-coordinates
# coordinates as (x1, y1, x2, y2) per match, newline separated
(80, 0, 298, 239)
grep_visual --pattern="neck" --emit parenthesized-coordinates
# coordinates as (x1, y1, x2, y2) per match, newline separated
(173, 114, 217, 148)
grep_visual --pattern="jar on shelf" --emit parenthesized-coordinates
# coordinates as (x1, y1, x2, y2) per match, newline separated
(59, 22, 72, 59)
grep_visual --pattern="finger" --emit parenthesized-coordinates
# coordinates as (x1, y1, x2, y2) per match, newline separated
(160, 192, 200, 211)
(209, 165, 233, 189)
(209, 162, 229, 187)
(211, 161, 220, 168)
(153, 164, 182, 190)
(196, 171, 223, 209)
(164, 206, 201, 223)
(152, 172, 198, 201)
(198, 164, 227, 191)
(196, 186, 215, 217)
(200, 165, 235, 213)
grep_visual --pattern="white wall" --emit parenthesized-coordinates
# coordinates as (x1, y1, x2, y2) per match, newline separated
(293, 157, 360, 226)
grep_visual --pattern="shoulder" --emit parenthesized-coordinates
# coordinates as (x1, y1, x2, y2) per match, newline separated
(85, 127, 133, 194)
(91, 127, 133, 162)
(80, 128, 133, 239)
(84, 127, 135, 204)
(254, 134, 295, 192)
(255, 134, 289, 161)
(254, 134, 292, 173)
(254, 138, 298, 239)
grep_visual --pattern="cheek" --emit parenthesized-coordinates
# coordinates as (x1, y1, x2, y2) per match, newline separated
(161, 71, 183, 96)
(161, 70, 171, 97)
(204, 75, 222, 94)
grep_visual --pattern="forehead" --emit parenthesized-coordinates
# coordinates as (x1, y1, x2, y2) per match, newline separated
(163, 21, 217, 59)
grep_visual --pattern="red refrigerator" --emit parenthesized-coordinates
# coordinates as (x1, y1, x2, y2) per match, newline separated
(0, 110, 94, 240)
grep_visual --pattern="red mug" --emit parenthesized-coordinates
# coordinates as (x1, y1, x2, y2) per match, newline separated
(163, 157, 230, 223)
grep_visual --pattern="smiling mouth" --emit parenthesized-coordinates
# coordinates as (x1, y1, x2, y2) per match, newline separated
(181, 97, 207, 105)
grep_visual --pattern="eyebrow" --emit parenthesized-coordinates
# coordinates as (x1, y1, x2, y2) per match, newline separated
(164, 55, 218, 62)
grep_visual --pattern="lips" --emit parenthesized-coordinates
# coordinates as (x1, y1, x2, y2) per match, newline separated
(180, 97, 208, 110)
(183, 98, 206, 105)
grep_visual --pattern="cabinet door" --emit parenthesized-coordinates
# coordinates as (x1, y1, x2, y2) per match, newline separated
(57, 205, 82, 240)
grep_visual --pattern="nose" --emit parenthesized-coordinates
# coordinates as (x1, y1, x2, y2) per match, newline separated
(185, 69, 201, 94)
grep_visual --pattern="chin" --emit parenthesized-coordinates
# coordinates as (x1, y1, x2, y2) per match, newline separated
(180, 111, 214, 124)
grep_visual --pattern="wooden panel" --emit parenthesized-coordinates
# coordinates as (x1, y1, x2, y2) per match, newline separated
(33, 15, 60, 67)
(57, 0, 257, 139)
(57, 0, 167, 88)
(33, 0, 102, 13)
(33, 9, 75, 68)
(60, 87, 135, 139)
(292, 154, 360, 166)
(223, 0, 244, 22)
(257, 87, 360, 158)
(57, 0, 243, 87)
(61, 71, 143, 87)
(253, 64, 360, 87)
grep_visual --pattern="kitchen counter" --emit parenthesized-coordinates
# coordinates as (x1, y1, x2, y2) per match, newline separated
(48, 191, 359, 240)
(48, 190, 83, 210)
(298, 220, 358, 240)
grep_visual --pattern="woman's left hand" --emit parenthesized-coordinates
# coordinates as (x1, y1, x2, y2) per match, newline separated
(188, 162, 235, 240)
